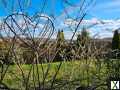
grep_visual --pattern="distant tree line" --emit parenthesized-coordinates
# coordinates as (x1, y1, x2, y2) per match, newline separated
(0, 28, 118, 64)
(54, 28, 111, 61)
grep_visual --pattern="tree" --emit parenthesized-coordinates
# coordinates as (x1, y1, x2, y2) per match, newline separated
(57, 30, 65, 46)
(112, 30, 120, 50)
(76, 27, 89, 46)
(75, 27, 90, 59)
(54, 30, 65, 61)
(76, 27, 90, 47)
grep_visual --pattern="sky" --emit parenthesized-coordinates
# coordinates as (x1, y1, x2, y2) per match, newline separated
(0, 0, 120, 39)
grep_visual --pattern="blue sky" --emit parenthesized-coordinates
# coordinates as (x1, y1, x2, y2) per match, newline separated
(0, 0, 120, 39)
(1, 0, 119, 18)
(89, 0, 120, 19)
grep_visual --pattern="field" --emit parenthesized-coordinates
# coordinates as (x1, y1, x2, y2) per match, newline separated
(1, 59, 119, 90)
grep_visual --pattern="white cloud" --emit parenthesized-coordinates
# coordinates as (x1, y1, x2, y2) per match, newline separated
(0, 12, 119, 39)
(0, 13, 54, 39)
(61, 17, 120, 39)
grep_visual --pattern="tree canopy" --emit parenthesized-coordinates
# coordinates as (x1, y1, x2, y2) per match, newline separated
(112, 30, 120, 50)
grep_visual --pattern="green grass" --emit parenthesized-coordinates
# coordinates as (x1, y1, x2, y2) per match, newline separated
(1, 59, 120, 90)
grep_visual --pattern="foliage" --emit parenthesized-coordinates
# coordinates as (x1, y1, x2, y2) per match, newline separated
(22, 49, 35, 64)
(54, 30, 66, 61)
(75, 28, 90, 59)
(0, 41, 14, 64)
(112, 30, 120, 50)
(78, 27, 89, 46)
